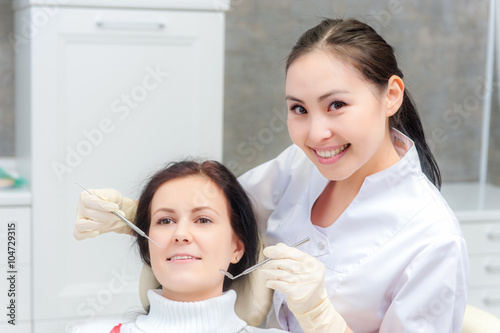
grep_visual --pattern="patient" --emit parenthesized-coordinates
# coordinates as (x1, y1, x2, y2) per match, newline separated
(73, 160, 287, 333)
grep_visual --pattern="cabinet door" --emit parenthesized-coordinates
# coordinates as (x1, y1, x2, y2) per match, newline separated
(461, 222, 500, 255)
(17, 6, 225, 331)
(467, 288, 500, 317)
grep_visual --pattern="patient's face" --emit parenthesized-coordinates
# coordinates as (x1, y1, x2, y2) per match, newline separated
(148, 175, 244, 302)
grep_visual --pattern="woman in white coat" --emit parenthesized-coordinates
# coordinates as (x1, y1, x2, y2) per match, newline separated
(75, 18, 468, 333)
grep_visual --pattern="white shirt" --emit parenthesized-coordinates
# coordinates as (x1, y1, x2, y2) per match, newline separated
(238, 129, 469, 333)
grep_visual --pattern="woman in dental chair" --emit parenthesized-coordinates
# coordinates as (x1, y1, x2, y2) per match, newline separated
(72, 160, 287, 333)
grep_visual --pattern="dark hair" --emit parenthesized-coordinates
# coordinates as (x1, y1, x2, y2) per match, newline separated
(286, 18, 441, 189)
(134, 160, 259, 291)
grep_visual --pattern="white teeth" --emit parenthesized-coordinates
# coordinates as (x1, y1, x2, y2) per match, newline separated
(316, 144, 349, 158)
(169, 256, 198, 260)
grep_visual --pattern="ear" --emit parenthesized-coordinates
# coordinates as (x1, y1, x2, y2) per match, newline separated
(385, 75, 405, 117)
(231, 238, 245, 264)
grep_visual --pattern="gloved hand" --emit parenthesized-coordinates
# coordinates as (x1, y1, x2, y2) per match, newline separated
(74, 189, 136, 240)
(261, 243, 347, 333)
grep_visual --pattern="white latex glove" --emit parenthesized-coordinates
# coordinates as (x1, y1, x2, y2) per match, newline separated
(261, 243, 347, 333)
(74, 189, 136, 240)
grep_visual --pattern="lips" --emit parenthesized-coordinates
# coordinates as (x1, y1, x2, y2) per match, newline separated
(314, 143, 350, 158)
(167, 254, 201, 261)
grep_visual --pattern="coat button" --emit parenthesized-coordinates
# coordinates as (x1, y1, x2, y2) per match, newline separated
(318, 242, 325, 250)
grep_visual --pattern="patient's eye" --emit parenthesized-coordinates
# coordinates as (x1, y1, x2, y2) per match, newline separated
(158, 218, 175, 225)
(196, 217, 213, 224)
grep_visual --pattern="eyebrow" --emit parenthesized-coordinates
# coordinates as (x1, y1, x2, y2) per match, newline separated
(152, 206, 220, 216)
(192, 206, 219, 215)
(286, 89, 349, 103)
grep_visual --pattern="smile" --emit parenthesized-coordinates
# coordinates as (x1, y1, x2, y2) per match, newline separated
(315, 144, 350, 158)
(168, 255, 201, 261)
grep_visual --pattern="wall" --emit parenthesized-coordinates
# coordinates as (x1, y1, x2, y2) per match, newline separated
(0, 0, 14, 157)
(0, 0, 498, 184)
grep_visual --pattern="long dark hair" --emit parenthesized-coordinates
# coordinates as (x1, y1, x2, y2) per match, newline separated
(286, 18, 441, 189)
(134, 160, 259, 291)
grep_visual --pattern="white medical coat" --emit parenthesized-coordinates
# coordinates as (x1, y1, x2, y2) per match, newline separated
(238, 130, 469, 333)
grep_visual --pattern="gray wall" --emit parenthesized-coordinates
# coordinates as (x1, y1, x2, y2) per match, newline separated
(0, 0, 14, 157)
(0, 0, 498, 184)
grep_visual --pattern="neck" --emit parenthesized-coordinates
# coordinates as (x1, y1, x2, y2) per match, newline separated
(348, 130, 401, 187)
(162, 286, 223, 302)
(312, 131, 400, 228)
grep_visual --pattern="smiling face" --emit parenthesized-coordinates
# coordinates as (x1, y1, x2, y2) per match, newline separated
(148, 175, 244, 302)
(286, 50, 402, 183)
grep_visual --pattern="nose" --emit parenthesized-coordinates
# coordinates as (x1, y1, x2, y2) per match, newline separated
(308, 112, 334, 143)
(173, 221, 193, 244)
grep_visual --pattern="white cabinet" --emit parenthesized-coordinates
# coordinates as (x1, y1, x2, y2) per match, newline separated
(14, 1, 228, 331)
(442, 183, 500, 318)
(461, 219, 500, 317)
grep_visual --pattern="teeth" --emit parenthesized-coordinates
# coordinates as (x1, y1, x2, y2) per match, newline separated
(316, 144, 350, 158)
(169, 256, 198, 260)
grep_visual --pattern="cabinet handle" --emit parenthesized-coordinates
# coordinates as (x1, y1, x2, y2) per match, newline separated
(485, 264, 500, 273)
(483, 297, 500, 306)
(486, 231, 500, 241)
(96, 21, 165, 31)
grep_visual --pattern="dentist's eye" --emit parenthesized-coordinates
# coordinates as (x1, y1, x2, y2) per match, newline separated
(196, 217, 213, 224)
(158, 218, 175, 225)
(329, 101, 346, 111)
(290, 104, 307, 115)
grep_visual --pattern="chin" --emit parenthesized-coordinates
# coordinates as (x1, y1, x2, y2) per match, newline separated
(317, 166, 354, 182)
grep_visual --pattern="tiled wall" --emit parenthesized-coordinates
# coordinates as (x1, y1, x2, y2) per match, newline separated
(0, 0, 498, 184)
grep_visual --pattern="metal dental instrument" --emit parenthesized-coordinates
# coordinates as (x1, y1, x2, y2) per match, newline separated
(76, 183, 161, 248)
(220, 237, 310, 280)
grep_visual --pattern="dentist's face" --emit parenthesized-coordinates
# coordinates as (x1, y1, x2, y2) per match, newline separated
(148, 175, 244, 302)
(286, 50, 395, 182)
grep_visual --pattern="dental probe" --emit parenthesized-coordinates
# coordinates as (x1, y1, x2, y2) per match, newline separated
(220, 237, 310, 280)
(76, 183, 161, 248)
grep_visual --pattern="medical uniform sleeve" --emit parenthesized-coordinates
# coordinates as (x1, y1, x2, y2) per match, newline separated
(237, 144, 304, 232)
(380, 235, 468, 333)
